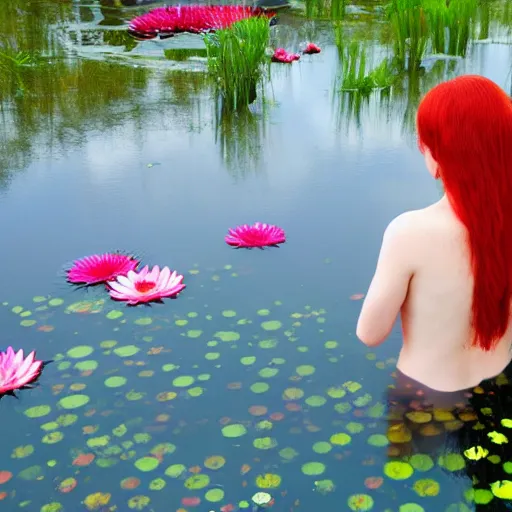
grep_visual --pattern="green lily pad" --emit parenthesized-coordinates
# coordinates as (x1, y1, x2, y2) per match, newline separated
(25, 405, 51, 418)
(58, 395, 90, 410)
(173, 376, 195, 387)
(134, 456, 159, 472)
(67, 346, 94, 358)
(184, 474, 210, 490)
(261, 321, 282, 331)
(312, 442, 332, 454)
(222, 424, 247, 438)
(113, 345, 140, 357)
(296, 365, 315, 377)
(348, 494, 374, 511)
(105, 376, 127, 388)
(302, 462, 326, 476)
(205, 488, 225, 502)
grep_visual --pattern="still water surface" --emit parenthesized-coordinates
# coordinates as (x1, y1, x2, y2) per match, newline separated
(1, 1, 512, 511)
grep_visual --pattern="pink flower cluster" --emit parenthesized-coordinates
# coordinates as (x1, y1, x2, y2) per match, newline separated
(128, 4, 275, 40)
(67, 253, 185, 306)
(271, 42, 322, 63)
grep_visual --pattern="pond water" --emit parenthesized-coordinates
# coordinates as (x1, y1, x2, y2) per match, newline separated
(1, 1, 512, 511)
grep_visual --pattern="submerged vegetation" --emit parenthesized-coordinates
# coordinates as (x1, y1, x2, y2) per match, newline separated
(204, 17, 271, 111)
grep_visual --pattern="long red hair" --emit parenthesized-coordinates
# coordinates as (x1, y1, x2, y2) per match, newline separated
(417, 75, 512, 351)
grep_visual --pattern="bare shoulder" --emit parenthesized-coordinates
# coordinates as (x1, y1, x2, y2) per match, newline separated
(385, 203, 455, 243)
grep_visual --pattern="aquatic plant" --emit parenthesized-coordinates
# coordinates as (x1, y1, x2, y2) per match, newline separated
(225, 222, 286, 248)
(204, 17, 270, 110)
(387, 0, 429, 71)
(302, 42, 321, 54)
(128, 5, 274, 40)
(67, 253, 140, 285)
(339, 41, 396, 94)
(427, 0, 477, 57)
(0, 347, 44, 397)
(272, 48, 300, 63)
(107, 265, 185, 305)
(304, 0, 346, 20)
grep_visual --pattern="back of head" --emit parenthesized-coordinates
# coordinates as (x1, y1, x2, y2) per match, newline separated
(417, 75, 512, 351)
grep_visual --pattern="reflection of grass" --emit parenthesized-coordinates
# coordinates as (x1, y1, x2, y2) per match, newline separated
(204, 17, 270, 111)
(214, 105, 266, 178)
(164, 49, 208, 62)
(0, 48, 41, 93)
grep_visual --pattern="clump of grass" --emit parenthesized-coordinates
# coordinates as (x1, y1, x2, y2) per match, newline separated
(0, 46, 41, 94)
(204, 17, 270, 111)
(339, 41, 396, 94)
(305, 0, 346, 20)
(387, 0, 429, 71)
(387, 0, 478, 70)
(428, 0, 477, 56)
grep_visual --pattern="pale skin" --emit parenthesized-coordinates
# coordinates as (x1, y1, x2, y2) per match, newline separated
(356, 148, 512, 392)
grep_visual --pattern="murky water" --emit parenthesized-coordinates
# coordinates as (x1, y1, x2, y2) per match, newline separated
(1, 1, 512, 511)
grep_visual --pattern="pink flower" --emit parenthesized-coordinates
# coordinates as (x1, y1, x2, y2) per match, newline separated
(128, 5, 275, 40)
(303, 42, 321, 54)
(272, 48, 300, 63)
(107, 265, 185, 305)
(67, 253, 140, 285)
(225, 222, 286, 248)
(0, 347, 44, 396)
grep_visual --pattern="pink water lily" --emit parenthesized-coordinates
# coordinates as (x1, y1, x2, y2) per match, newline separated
(225, 222, 286, 248)
(67, 253, 140, 285)
(0, 347, 44, 396)
(107, 265, 185, 305)
(272, 48, 300, 63)
(302, 42, 321, 54)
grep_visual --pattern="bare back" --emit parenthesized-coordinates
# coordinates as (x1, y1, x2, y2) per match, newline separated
(397, 198, 512, 392)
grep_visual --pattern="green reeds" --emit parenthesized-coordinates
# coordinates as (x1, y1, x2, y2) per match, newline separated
(339, 41, 396, 94)
(204, 17, 270, 111)
(305, 0, 346, 21)
(388, 0, 478, 71)
(387, 0, 429, 71)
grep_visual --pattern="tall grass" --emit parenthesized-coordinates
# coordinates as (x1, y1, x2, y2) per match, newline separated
(387, 0, 478, 71)
(204, 17, 270, 111)
(387, 0, 429, 71)
(305, 0, 346, 20)
(337, 39, 396, 95)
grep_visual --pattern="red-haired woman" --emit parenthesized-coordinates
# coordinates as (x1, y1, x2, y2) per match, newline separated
(357, 74, 512, 393)
(357, 75, 512, 510)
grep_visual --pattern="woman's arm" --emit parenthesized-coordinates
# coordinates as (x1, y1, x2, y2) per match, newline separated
(356, 213, 416, 347)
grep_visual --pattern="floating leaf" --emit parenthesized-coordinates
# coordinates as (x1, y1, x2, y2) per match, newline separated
(253, 437, 277, 450)
(105, 376, 127, 388)
(58, 395, 90, 410)
(205, 488, 225, 502)
(413, 479, 440, 496)
(173, 376, 195, 387)
(222, 424, 247, 438)
(301, 462, 326, 476)
(438, 453, 465, 472)
(384, 461, 414, 480)
(184, 474, 210, 490)
(330, 433, 352, 446)
(67, 346, 94, 358)
(134, 457, 159, 472)
(204, 456, 226, 470)
(261, 321, 282, 331)
(114, 345, 140, 357)
(296, 365, 315, 377)
(25, 405, 51, 418)
(165, 464, 186, 478)
(409, 454, 434, 472)
(255, 473, 281, 488)
(347, 494, 374, 510)
(312, 442, 332, 454)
